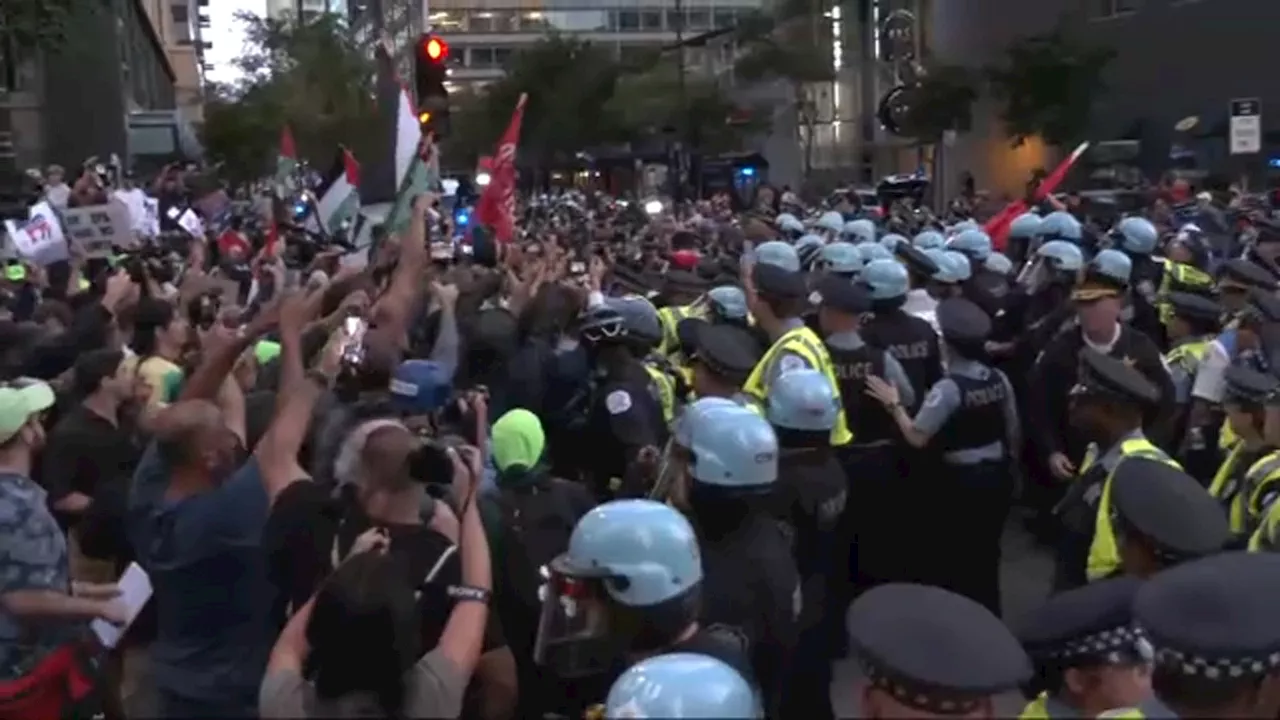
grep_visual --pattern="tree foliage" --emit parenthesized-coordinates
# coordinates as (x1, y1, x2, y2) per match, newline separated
(732, 0, 833, 84)
(445, 33, 758, 169)
(199, 12, 378, 184)
(0, 0, 80, 52)
(985, 28, 1115, 147)
(899, 64, 979, 142)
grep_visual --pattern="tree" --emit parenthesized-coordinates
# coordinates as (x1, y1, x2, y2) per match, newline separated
(732, 0, 834, 180)
(198, 12, 379, 183)
(896, 64, 979, 142)
(985, 28, 1115, 148)
(0, 0, 80, 53)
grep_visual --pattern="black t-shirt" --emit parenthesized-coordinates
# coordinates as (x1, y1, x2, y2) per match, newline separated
(263, 481, 505, 652)
(37, 403, 142, 531)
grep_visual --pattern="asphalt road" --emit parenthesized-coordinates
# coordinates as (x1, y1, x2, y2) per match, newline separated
(831, 512, 1056, 717)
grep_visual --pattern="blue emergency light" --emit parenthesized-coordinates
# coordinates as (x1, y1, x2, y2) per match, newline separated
(738, 167, 756, 178)
(455, 210, 470, 226)
(1268, 157, 1280, 169)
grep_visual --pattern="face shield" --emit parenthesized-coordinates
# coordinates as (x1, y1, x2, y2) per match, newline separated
(532, 562, 624, 679)
(1017, 256, 1051, 293)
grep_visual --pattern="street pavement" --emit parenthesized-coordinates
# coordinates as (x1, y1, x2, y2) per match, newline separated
(831, 513, 1056, 716)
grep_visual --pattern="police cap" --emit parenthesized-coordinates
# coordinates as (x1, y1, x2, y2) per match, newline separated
(815, 274, 872, 315)
(752, 262, 807, 299)
(936, 297, 992, 344)
(1070, 349, 1160, 407)
(1135, 551, 1280, 679)
(1012, 577, 1148, 668)
(849, 583, 1032, 714)
(1242, 286, 1280, 324)
(1223, 364, 1280, 406)
(895, 241, 941, 278)
(1217, 258, 1277, 292)
(1165, 291, 1222, 323)
(1111, 457, 1230, 562)
(689, 320, 763, 380)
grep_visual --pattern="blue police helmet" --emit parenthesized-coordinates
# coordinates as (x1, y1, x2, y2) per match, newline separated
(683, 403, 778, 488)
(942, 250, 972, 282)
(1115, 216, 1159, 255)
(1035, 239, 1085, 272)
(880, 233, 909, 252)
(843, 218, 877, 243)
(1040, 210, 1083, 242)
(707, 285, 748, 321)
(605, 295, 662, 345)
(856, 243, 894, 264)
(922, 248, 957, 283)
(606, 653, 761, 719)
(1008, 212, 1042, 240)
(950, 219, 980, 234)
(912, 230, 946, 251)
(674, 397, 743, 448)
(819, 241, 863, 275)
(1089, 248, 1133, 285)
(946, 229, 993, 261)
(556, 499, 701, 607)
(767, 368, 839, 432)
(753, 240, 801, 272)
(860, 258, 910, 300)
(985, 252, 1014, 276)
(795, 234, 826, 269)
(816, 211, 844, 233)
(775, 212, 804, 236)
(579, 304, 627, 341)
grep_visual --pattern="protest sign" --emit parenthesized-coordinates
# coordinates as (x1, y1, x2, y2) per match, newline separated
(177, 208, 205, 237)
(3, 202, 70, 266)
(60, 199, 136, 257)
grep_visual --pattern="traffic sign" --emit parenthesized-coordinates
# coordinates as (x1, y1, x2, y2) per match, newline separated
(1230, 97, 1262, 155)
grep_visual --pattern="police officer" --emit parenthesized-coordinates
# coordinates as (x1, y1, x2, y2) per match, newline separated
(815, 240, 863, 279)
(1111, 216, 1164, 345)
(1106, 552, 1280, 718)
(860, 259, 944, 404)
(844, 218, 877, 244)
(604, 653, 761, 719)
(765, 369, 848, 720)
(608, 295, 686, 426)
(865, 297, 1018, 613)
(913, 229, 946, 251)
(684, 320, 762, 402)
(1012, 577, 1152, 719)
(849, 583, 1032, 719)
(1212, 257, 1273, 318)
(1208, 365, 1279, 535)
(656, 270, 709, 355)
(1006, 212, 1042, 268)
(1053, 350, 1181, 591)
(1110, 457, 1230, 578)
(948, 228, 1008, 319)
(534, 499, 753, 717)
(575, 304, 668, 498)
(1162, 291, 1223, 475)
(741, 261, 851, 446)
(670, 400, 798, 716)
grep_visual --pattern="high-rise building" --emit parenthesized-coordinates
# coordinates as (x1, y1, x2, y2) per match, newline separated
(140, 0, 208, 122)
(266, 0, 351, 23)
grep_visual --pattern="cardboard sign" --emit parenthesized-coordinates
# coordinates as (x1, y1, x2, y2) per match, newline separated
(3, 202, 70, 266)
(60, 199, 136, 257)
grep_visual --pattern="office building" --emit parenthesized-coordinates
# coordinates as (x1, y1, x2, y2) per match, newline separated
(140, 0, 208, 123)
(930, 0, 1280, 193)
(267, 0, 352, 23)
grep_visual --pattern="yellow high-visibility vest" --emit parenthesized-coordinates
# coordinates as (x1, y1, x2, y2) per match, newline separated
(1082, 437, 1181, 581)
(742, 325, 852, 446)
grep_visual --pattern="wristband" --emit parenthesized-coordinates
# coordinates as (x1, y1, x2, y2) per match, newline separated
(447, 585, 491, 605)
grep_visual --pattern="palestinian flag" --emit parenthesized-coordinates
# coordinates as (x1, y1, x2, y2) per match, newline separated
(360, 42, 424, 207)
(385, 130, 440, 236)
(275, 125, 298, 197)
(309, 147, 361, 236)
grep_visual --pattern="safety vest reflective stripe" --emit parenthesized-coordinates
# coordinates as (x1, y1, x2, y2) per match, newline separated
(643, 364, 676, 424)
(1164, 338, 1210, 374)
(1085, 439, 1181, 581)
(1017, 694, 1051, 720)
(1209, 443, 1252, 533)
(1244, 451, 1280, 536)
(657, 305, 696, 356)
(742, 326, 852, 446)
(1157, 263, 1214, 325)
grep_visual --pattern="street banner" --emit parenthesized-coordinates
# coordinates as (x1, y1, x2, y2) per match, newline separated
(3, 202, 69, 265)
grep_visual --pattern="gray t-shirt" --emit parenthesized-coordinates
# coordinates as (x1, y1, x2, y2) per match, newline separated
(259, 648, 466, 719)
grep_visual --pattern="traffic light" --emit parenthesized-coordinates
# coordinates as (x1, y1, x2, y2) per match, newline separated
(415, 33, 450, 138)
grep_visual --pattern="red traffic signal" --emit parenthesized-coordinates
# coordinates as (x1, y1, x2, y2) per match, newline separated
(422, 35, 448, 63)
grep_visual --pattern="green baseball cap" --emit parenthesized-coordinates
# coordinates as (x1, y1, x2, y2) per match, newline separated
(491, 408, 545, 474)
(0, 381, 55, 444)
(254, 340, 281, 364)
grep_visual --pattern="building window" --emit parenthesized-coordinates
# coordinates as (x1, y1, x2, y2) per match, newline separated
(172, 3, 193, 43)
(684, 9, 711, 31)
(468, 47, 513, 68)
(640, 10, 663, 30)
(712, 8, 736, 28)
(616, 10, 640, 31)
(1092, 0, 1139, 19)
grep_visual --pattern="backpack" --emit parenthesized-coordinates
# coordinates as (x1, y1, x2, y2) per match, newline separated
(493, 479, 580, 612)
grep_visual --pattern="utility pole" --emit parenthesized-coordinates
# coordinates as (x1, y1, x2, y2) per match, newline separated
(673, 0, 688, 203)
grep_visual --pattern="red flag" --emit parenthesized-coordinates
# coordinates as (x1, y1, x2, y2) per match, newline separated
(476, 94, 527, 244)
(279, 126, 296, 160)
(984, 141, 1090, 251)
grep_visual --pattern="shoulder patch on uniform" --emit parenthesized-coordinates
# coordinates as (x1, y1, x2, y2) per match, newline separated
(606, 389, 633, 414)
(779, 354, 806, 373)
(924, 386, 944, 408)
